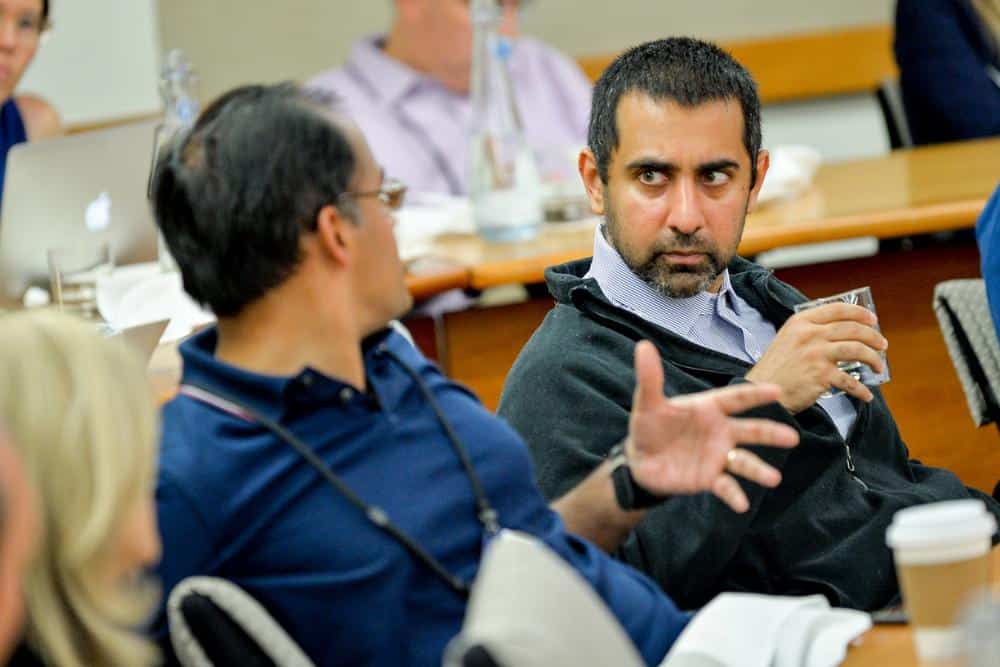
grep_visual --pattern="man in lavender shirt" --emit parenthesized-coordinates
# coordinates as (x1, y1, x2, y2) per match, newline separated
(308, 0, 592, 195)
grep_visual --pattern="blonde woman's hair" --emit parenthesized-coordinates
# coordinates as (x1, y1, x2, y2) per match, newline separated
(0, 310, 160, 667)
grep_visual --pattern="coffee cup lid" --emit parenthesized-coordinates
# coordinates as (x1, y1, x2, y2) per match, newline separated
(886, 500, 997, 550)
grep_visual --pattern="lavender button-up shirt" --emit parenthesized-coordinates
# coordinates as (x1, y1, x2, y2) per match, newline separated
(307, 35, 593, 195)
(586, 227, 858, 439)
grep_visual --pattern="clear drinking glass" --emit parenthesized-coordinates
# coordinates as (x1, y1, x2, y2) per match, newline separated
(47, 242, 113, 320)
(793, 286, 890, 397)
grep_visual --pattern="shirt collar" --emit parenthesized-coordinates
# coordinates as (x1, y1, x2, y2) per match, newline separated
(585, 225, 736, 338)
(347, 35, 452, 107)
(178, 326, 395, 422)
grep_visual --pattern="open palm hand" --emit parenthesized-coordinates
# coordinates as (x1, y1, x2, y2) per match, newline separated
(626, 341, 799, 513)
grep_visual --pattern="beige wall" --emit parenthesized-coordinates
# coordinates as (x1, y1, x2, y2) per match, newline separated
(158, 1, 895, 103)
(524, 1, 894, 55)
(20, 0, 160, 125)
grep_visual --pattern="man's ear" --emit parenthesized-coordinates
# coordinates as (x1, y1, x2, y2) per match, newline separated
(579, 148, 606, 216)
(313, 204, 354, 267)
(747, 149, 770, 213)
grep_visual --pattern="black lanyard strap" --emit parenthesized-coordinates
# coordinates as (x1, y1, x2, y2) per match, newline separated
(178, 346, 500, 597)
(380, 344, 500, 535)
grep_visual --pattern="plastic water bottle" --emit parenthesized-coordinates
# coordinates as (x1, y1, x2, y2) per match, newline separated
(468, 0, 542, 242)
(960, 593, 1000, 667)
(152, 49, 200, 272)
(160, 50, 200, 131)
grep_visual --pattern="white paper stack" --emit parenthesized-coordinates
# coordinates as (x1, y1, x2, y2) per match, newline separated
(661, 593, 871, 667)
(97, 262, 214, 343)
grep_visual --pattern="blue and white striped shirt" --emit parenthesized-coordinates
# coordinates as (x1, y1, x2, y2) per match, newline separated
(585, 227, 856, 439)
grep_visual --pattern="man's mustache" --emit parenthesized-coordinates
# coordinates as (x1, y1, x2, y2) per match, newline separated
(651, 233, 718, 257)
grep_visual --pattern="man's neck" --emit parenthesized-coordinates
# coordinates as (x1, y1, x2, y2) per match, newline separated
(214, 287, 368, 391)
(382, 22, 468, 94)
(383, 23, 429, 78)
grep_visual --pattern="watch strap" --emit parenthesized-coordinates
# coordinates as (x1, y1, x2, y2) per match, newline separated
(608, 442, 665, 511)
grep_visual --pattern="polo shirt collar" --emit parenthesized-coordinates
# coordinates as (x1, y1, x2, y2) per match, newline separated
(178, 327, 395, 422)
(348, 35, 436, 107)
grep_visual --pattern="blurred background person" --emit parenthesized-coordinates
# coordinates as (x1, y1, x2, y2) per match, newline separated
(0, 311, 160, 667)
(0, 0, 62, 204)
(308, 0, 592, 195)
(0, 437, 39, 666)
(895, 0, 1000, 144)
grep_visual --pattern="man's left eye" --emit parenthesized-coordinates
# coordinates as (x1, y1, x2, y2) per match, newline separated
(638, 170, 663, 185)
(703, 171, 730, 186)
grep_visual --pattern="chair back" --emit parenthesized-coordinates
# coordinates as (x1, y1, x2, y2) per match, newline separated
(933, 279, 1000, 427)
(168, 577, 315, 667)
(875, 78, 914, 149)
(443, 530, 645, 667)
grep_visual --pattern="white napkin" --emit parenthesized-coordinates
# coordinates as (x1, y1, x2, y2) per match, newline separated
(97, 262, 214, 343)
(757, 145, 822, 205)
(393, 194, 474, 262)
(661, 593, 871, 667)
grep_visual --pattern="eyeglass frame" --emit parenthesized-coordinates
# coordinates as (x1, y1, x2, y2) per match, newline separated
(337, 177, 407, 212)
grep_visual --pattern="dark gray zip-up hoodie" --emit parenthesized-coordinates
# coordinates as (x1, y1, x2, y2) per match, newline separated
(498, 256, 1000, 611)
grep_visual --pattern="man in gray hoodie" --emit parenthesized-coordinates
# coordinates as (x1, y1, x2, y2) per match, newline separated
(499, 37, 1000, 612)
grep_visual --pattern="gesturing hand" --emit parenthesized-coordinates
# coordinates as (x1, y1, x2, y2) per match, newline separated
(745, 302, 887, 413)
(625, 341, 800, 513)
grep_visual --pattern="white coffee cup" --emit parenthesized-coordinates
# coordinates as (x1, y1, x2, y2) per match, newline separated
(886, 499, 997, 661)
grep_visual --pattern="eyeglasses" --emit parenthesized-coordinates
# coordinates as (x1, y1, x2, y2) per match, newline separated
(339, 178, 407, 211)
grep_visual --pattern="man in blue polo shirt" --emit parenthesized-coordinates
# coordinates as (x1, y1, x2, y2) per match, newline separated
(149, 82, 798, 666)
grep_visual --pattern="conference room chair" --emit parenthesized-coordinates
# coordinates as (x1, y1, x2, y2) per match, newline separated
(167, 576, 315, 667)
(876, 77, 914, 150)
(443, 531, 645, 667)
(933, 279, 1000, 431)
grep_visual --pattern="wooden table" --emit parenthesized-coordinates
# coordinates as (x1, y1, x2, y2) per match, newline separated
(843, 547, 1000, 667)
(407, 137, 1000, 293)
(403, 137, 1000, 494)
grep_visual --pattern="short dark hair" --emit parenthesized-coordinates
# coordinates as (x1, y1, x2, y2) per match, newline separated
(41, 0, 49, 26)
(151, 82, 357, 317)
(588, 37, 763, 187)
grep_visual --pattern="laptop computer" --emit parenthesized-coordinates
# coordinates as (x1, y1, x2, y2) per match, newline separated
(0, 118, 161, 298)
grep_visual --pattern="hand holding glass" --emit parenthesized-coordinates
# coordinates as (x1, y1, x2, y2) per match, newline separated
(793, 286, 890, 397)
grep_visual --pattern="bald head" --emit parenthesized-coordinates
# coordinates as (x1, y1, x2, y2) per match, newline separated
(385, 0, 521, 94)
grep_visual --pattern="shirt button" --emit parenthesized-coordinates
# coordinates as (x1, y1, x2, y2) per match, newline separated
(300, 373, 314, 388)
(339, 387, 354, 404)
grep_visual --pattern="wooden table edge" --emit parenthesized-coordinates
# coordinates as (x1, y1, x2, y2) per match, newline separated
(465, 198, 987, 290)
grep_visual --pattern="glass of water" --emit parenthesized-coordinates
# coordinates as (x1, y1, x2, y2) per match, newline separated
(793, 286, 890, 397)
(47, 242, 113, 321)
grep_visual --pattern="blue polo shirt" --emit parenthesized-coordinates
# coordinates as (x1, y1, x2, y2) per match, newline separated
(977, 184, 1000, 341)
(154, 327, 688, 666)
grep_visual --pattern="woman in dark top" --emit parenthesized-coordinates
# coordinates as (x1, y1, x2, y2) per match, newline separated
(895, 0, 1000, 144)
(0, 0, 63, 203)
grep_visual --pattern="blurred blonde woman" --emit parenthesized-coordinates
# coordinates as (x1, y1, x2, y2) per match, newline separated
(0, 310, 161, 667)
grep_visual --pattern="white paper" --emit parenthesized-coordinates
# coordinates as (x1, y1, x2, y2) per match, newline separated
(97, 262, 215, 343)
(757, 145, 822, 205)
(661, 593, 871, 667)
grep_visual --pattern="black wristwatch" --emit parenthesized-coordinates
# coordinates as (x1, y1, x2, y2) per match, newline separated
(608, 442, 666, 511)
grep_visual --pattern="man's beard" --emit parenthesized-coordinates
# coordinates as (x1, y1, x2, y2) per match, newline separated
(604, 204, 743, 299)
